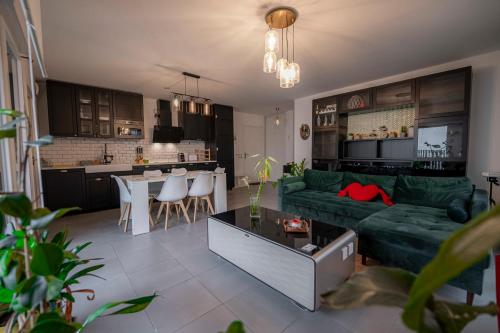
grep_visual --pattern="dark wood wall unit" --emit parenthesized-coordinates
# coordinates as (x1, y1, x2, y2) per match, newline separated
(112, 90, 143, 121)
(213, 104, 235, 189)
(157, 99, 172, 126)
(47, 80, 78, 137)
(42, 168, 85, 211)
(311, 66, 472, 177)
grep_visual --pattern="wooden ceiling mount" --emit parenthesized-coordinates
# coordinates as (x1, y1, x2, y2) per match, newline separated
(265, 7, 298, 29)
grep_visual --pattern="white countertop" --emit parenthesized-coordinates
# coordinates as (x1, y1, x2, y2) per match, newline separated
(42, 160, 217, 172)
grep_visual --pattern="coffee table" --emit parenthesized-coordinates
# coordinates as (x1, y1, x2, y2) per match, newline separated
(207, 206, 356, 311)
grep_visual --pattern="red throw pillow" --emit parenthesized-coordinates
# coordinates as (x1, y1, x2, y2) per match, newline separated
(338, 182, 394, 206)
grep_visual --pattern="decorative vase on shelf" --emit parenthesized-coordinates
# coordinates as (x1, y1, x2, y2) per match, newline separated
(408, 127, 414, 137)
(249, 195, 261, 219)
(316, 115, 321, 127)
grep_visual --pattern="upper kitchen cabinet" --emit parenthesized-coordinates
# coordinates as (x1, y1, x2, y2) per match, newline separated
(75, 85, 95, 137)
(113, 91, 143, 121)
(416, 67, 471, 119)
(95, 88, 113, 137)
(374, 79, 415, 108)
(340, 89, 372, 113)
(47, 80, 77, 137)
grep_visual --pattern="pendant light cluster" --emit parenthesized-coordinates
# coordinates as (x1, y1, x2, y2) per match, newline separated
(263, 7, 300, 88)
(171, 72, 212, 116)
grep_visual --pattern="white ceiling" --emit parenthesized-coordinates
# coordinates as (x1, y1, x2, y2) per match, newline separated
(40, 0, 500, 115)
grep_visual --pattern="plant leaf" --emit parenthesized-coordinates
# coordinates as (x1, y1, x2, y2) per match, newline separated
(51, 230, 69, 247)
(11, 275, 47, 312)
(220, 321, 246, 333)
(0, 249, 12, 276)
(47, 276, 64, 301)
(30, 243, 64, 276)
(0, 193, 32, 219)
(0, 128, 16, 138)
(0, 108, 23, 117)
(64, 264, 104, 287)
(29, 207, 79, 230)
(78, 294, 156, 331)
(322, 266, 415, 309)
(403, 206, 500, 331)
(0, 117, 24, 130)
(32, 312, 79, 333)
(0, 235, 16, 250)
(71, 241, 92, 255)
(0, 287, 14, 303)
(25, 135, 53, 147)
(432, 300, 498, 333)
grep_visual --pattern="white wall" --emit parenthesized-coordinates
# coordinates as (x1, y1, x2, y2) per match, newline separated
(294, 50, 500, 198)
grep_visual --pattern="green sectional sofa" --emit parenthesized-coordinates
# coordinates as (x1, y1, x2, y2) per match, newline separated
(278, 169, 490, 296)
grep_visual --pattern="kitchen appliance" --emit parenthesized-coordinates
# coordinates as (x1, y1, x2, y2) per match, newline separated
(114, 120, 144, 139)
(152, 126, 184, 143)
(136, 146, 144, 163)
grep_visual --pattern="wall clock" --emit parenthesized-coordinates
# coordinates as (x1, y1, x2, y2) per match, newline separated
(300, 124, 310, 140)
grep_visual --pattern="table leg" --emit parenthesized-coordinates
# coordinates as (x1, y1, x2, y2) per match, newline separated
(130, 181, 150, 235)
(214, 173, 227, 213)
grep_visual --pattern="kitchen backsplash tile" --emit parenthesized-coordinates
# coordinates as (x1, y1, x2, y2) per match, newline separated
(40, 137, 206, 166)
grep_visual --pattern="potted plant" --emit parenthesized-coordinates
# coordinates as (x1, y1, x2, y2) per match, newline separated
(347, 133, 354, 140)
(242, 155, 276, 219)
(400, 126, 408, 137)
(0, 108, 155, 332)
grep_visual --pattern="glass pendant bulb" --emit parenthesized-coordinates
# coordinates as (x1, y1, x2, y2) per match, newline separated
(289, 62, 300, 84)
(264, 29, 279, 53)
(276, 58, 288, 79)
(275, 115, 280, 126)
(173, 95, 180, 108)
(263, 51, 277, 73)
(203, 100, 210, 115)
(188, 98, 196, 114)
(280, 64, 294, 88)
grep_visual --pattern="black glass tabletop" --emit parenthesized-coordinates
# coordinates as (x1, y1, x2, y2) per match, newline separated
(209, 206, 350, 256)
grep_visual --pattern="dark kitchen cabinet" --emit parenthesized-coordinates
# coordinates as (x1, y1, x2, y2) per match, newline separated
(42, 168, 85, 210)
(374, 79, 415, 108)
(180, 111, 211, 141)
(416, 67, 471, 119)
(213, 104, 235, 189)
(340, 89, 372, 113)
(113, 91, 143, 121)
(96, 89, 113, 137)
(47, 80, 77, 137)
(75, 85, 95, 137)
(313, 130, 337, 159)
(86, 174, 111, 210)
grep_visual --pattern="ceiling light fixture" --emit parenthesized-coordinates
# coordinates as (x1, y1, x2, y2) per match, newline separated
(263, 6, 300, 88)
(171, 72, 212, 116)
(274, 107, 280, 126)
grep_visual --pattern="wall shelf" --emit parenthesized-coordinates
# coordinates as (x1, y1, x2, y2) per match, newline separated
(344, 137, 414, 142)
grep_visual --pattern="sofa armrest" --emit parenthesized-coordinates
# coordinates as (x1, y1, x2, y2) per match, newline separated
(283, 181, 306, 194)
(278, 176, 304, 209)
(470, 189, 489, 219)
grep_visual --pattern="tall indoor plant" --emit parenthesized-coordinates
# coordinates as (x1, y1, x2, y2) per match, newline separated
(0, 108, 155, 332)
(242, 155, 276, 218)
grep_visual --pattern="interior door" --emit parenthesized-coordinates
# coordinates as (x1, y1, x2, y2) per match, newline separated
(236, 124, 265, 184)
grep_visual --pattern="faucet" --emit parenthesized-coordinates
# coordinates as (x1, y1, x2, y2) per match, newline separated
(103, 144, 114, 164)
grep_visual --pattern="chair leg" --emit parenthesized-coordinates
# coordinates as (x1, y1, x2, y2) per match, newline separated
(149, 214, 155, 227)
(164, 202, 170, 230)
(186, 197, 193, 211)
(193, 197, 198, 222)
(175, 204, 180, 219)
(361, 255, 367, 265)
(124, 203, 131, 232)
(178, 200, 191, 224)
(205, 196, 215, 215)
(156, 202, 164, 221)
(466, 292, 474, 305)
(118, 203, 128, 226)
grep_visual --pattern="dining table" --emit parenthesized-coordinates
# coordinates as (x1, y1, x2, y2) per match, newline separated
(121, 170, 227, 235)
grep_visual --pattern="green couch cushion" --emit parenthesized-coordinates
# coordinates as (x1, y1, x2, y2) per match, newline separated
(342, 172, 397, 197)
(303, 169, 344, 193)
(284, 189, 386, 220)
(283, 181, 306, 194)
(447, 198, 470, 223)
(394, 175, 473, 209)
(357, 203, 464, 252)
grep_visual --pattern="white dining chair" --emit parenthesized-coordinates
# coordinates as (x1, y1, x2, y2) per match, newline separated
(186, 171, 214, 222)
(143, 169, 163, 222)
(214, 167, 225, 174)
(111, 175, 155, 232)
(155, 173, 191, 230)
(171, 167, 187, 175)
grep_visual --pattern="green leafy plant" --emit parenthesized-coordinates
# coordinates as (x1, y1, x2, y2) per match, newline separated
(242, 155, 276, 216)
(221, 320, 246, 333)
(322, 205, 500, 333)
(0, 108, 156, 332)
(273, 158, 307, 188)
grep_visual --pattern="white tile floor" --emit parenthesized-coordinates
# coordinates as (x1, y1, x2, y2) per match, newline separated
(50, 185, 498, 333)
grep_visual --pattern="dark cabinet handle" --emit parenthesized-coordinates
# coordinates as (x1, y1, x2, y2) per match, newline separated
(60, 170, 68, 173)
(95, 178, 103, 181)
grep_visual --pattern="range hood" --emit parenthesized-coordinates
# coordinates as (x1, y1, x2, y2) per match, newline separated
(153, 126, 184, 143)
